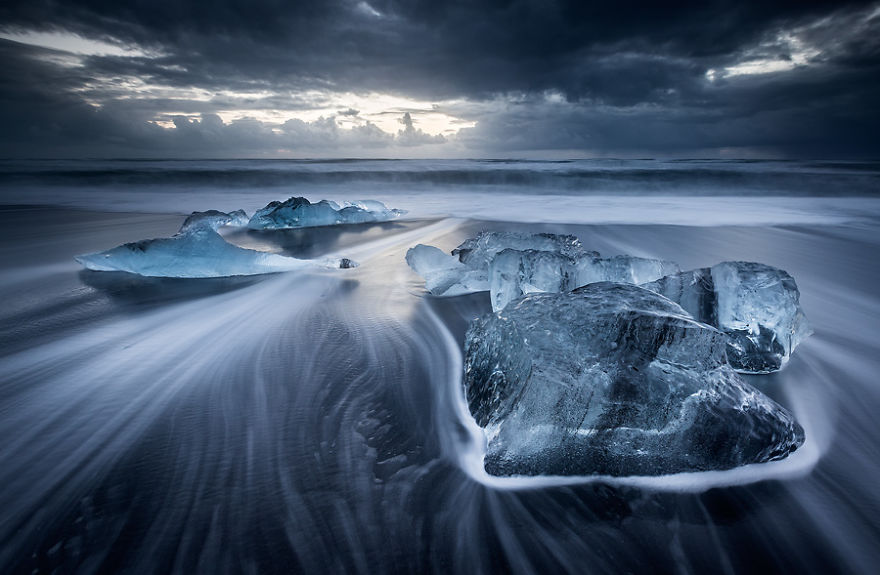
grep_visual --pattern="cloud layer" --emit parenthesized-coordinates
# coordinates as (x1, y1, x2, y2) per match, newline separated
(1, 0, 878, 157)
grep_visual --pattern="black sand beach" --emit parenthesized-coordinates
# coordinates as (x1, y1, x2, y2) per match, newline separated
(2, 206, 880, 573)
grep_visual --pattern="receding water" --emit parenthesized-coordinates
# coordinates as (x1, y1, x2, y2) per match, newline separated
(1, 160, 879, 574)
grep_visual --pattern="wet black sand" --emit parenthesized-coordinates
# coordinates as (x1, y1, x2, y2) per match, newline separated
(1, 206, 879, 574)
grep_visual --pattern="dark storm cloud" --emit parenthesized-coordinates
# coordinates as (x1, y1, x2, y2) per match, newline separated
(0, 0, 878, 157)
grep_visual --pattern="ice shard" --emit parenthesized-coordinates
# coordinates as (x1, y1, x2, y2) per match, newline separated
(464, 283, 804, 477)
(642, 262, 812, 373)
(76, 226, 354, 278)
(405, 244, 489, 296)
(247, 196, 406, 230)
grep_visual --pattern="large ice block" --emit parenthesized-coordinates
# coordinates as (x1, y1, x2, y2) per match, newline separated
(642, 262, 812, 373)
(76, 226, 353, 278)
(248, 196, 406, 230)
(464, 283, 804, 477)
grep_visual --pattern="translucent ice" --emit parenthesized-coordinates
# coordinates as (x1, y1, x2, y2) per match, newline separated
(642, 262, 812, 373)
(408, 231, 593, 298)
(452, 231, 592, 268)
(574, 254, 680, 287)
(489, 249, 578, 312)
(76, 226, 354, 278)
(247, 196, 406, 230)
(405, 244, 489, 296)
(464, 283, 804, 477)
(411, 230, 678, 306)
(489, 249, 680, 311)
(179, 209, 249, 232)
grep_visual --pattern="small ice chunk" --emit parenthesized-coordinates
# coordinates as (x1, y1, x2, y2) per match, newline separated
(347, 199, 393, 212)
(488, 249, 680, 311)
(248, 196, 406, 230)
(452, 231, 592, 268)
(642, 262, 812, 373)
(405, 244, 489, 296)
(465, 283, 805, 477)
(76, 226, 353, 278)
(179, 209, 249, 233)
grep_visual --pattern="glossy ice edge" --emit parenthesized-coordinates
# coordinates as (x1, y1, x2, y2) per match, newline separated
(427, 301, 827, 492)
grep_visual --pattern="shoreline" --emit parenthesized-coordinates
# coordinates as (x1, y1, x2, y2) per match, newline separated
(1, 206, 879, 572)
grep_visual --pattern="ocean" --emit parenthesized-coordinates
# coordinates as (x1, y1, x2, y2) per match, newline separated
(1, 159, 879, 573)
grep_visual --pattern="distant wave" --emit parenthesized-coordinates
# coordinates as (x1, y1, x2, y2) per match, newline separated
(1, 158, 879, 196)
(2, 159, 880, 227)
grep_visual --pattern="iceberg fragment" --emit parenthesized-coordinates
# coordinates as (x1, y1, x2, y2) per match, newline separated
(179, 209, 249, 233)
(642, 262, 812, 373)
(488, 249, 680, 311)
(247, 196, 406, 230)
(574, 254, 680, 287)
(452, 231, 591, 268)
(76, 226, 353, 278)
(464, 282, 804, 477)
(489, 249, 578, 312)
(408, 231, 594, 298)
(405, 244, 489, 296)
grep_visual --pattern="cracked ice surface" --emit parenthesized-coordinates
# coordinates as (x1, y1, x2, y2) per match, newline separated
(464, 283, 804, 477)
(452, 231, 591, 268)
(407, 231, 593, 298)
(407, 230, 677, 308)
(642, 262, 812, 373)
(489, 248, 680, 311)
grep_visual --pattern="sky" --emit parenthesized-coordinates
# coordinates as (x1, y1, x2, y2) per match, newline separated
(0, 0, 878, 159)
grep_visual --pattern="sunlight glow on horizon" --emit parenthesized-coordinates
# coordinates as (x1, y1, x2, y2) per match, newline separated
(1, 27, 474, 140)
(146, 91, 476, 137)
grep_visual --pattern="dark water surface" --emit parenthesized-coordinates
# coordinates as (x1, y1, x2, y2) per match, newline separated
(1, 206, 879, 574)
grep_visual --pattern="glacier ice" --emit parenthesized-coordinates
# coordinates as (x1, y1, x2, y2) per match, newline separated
(179, 209, 249, 232)
(489, 249, 680, 311)
(489, 249, 578, 312)
(452, 231, 592, 268)
(405, 244, 489, 296)
(464, 282, 804, 477)
(407, 231, 595, 298)
(407, 229, 680, 306)
(574, 254, 680, 287)
(76, 225, 354, 278)
(642, 262, 812, 373)
(247, 196, 406, 230)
